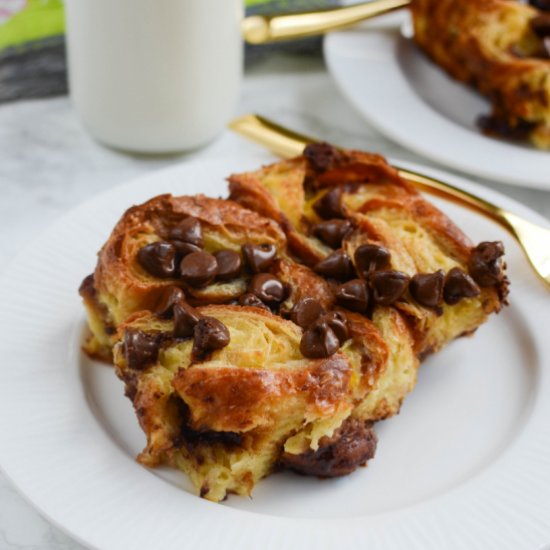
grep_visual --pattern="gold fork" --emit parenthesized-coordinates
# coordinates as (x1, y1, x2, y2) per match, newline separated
(242, 0, 410, 44)
(229, 114, 550, 291)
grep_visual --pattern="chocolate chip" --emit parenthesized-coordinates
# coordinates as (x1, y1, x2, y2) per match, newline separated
(443, 267, 481, 305)
(335, 279, 370, 313)
(79, 273, 96, 299)
(314, 250, 354, 280)
(409, 270, 445, 308)
(248, 273, 286, 303)
(214, 250, 242, 281)
(322, 311, 349, 344)
(370, 270, 410, 306)
(312, 219, 352, 249)
(137, 241, 177, 278)
(192, 317, 230, 360)
(300, 319, 340, 359)
(167, 217, 203, 247)
(155, 286, 186, 318)
(173, 301, 201, 338)
(354, 244, 391, 277)
(304, 142, 341, 172)
(290, 298, 325, 328)
(172, 241, 202, 258)
(280, 417, 377, 477)
(179, 251, 218, 287)
(313, 187, 344, 219)
(469, 241, 505, 287)
(238, 292, 270, 310)
(477, 115, 536, 140)
(531, 14, 550, 37)
(530, 0, 550, 11)
(242, 243, 277, 273)
(123, 329, 160, 370)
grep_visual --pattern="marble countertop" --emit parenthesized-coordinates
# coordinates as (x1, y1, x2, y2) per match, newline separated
(1, 54, 549, 549)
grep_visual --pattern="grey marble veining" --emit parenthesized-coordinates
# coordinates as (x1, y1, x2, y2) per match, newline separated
(0, 54, 548, 550)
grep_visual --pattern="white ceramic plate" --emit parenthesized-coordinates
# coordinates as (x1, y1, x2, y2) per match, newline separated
(0, 154, 549, 550)
(324, 12, 550, 190)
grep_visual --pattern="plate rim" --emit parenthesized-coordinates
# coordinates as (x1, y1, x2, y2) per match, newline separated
(0, 153, 549, 550)
(324, 13, 550, 191)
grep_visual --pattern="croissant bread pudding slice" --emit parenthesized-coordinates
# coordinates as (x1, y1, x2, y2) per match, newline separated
(112, 302, 412, 502)
(229, 143, 508, 358)
(80, 146, 508, 502)
(411, 0, 550, 148)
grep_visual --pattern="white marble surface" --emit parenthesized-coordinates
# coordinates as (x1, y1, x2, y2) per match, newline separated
(0, 54, 549, 549)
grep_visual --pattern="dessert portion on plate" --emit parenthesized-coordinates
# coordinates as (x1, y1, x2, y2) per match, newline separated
(411, 0, 550, 149)
(80, 145, 509, 502)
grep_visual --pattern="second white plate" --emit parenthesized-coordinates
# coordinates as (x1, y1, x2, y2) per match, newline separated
(324, 12, 550, 190)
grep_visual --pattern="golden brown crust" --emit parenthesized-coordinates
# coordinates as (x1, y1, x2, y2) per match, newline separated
(411, 0, 550, 148)
(174, 356, 351, 433)
(88, 194, 287, 336)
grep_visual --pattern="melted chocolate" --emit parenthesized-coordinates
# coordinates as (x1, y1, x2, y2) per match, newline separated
(167, 216, 203, 247)
(354, 244, 391, 277)
(242, 243, 277, 273)
(172, 241, 202, 258)
(478, 115, 536, 140)
(531, 14, 550, 37)
(155, 286, 186, 318)
(214, 250, 242, 281)
(173, 398, 243, 449)
(303, 142, 341, 172)
(335, 279, 370, 313)
(409, 270, 445, 309)
(313, 250, 354, 281)
(290, 298, 325, 328)
(173, 301, 201, 338)
(300, 319, 340, 359)
(192, 317, 230, 360)
(322, 311, 349, 344)
(137, 241, 177, 278)
(177, 426, 243, 449)
(312, 219, 352, 249)
(280, 418, 377, 477)
(469, 241, 505, 287)
(248, 273, 286, 303)
(530, 0, 550, 11)
(313, 187, 344, 219)
(79, 273, 95, 299)
(238, 292, 270, 310)
(370, 270, 410, 306)
(179, 251, 218, 288)
(123, 329, 160, 370)
(443, 267, 480, 305)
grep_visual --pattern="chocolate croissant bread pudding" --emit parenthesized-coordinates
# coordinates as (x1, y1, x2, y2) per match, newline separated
(80, 144, 509, 502)
(411, 0, 550, 148)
